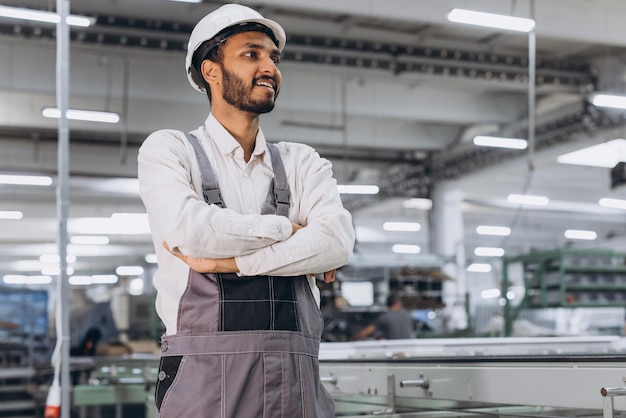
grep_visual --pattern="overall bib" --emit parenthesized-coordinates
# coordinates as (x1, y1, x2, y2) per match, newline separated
(154, 134, 335, 418)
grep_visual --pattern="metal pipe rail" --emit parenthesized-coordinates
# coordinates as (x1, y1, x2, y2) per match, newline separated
(601, 386, 626, 418)
(321, 352, 626, 417)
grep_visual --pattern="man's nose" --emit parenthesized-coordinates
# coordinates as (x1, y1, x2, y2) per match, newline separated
(259, 56, 278, 74)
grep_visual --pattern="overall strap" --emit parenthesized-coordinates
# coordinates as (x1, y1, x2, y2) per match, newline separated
(265, 142, 291, 218)
(184, 133, 224, 208)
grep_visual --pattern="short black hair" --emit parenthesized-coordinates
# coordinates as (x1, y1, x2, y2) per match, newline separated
(386, 294, 400, 308)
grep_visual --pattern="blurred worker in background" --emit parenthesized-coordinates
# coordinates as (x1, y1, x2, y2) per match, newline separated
(354, 294, 414, 340)
(137, 3, 354, 418)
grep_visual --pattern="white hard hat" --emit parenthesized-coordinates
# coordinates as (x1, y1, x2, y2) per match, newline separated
(185, 4, 286, 92)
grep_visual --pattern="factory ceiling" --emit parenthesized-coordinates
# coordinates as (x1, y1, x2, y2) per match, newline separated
(1, 0, 626, 287)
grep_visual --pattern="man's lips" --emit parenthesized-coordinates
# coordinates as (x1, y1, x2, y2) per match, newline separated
(255, 79, 276, 91)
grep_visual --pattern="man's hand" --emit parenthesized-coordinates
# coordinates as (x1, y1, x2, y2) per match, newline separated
(162, 241, 239, 273)
(323, 269, 336, 283)
(291, 222, 303, 235)
(163, 239, 335, 280)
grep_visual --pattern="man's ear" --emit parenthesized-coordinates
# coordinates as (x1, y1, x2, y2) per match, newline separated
(201, 60, 219, 85)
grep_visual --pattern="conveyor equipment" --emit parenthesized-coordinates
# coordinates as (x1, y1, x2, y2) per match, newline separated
(320, 336, 626, 417)
(71, 336, 626, 417)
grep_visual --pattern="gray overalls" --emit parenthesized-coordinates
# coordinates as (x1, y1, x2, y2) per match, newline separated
(154, 133, 335, 418)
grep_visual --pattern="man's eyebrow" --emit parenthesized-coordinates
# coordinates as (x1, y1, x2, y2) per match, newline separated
(240, 42, 280, 55)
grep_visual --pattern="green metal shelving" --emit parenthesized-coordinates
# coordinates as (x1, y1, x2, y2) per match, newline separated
(502, 248, 626, 336)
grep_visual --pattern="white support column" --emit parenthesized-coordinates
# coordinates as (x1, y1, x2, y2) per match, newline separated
(431, 181, 467, 330)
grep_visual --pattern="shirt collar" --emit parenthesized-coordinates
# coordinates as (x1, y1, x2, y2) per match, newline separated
(205, 113, 270, 165)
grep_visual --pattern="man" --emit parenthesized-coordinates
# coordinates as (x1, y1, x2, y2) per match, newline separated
(137, 4, 354, 418)
(354, 294, 414, 340)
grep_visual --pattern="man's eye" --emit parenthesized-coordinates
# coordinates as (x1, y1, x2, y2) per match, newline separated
(272, 57, 280, 65)
(244, 51, 257, 58)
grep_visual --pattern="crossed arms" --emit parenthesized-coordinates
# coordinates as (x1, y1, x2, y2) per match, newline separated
(138, 130, 355, 279)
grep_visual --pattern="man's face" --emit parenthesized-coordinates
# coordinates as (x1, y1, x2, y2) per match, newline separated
(218, 30, 282, 114)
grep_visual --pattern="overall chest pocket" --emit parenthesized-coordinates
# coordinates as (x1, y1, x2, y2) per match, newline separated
(218, 273, 301, 332)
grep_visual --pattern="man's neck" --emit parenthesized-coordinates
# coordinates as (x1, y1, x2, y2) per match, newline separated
(212, 106, 260, 162)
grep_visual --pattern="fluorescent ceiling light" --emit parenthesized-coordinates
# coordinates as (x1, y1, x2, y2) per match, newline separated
(564, 229, 597, 240)
(557, 139, 626, 168)
(467, 263, 492, 273)
(590, 93, 626, 110)
(599, 198, 626, 210)
(476, 225, 511, 236)
(383, 221, 421, 232)
(71, 213, 150, 235)
(64, 15, 94, 27)
(91, 178, 140, 196)
(110, 213, 151, 233)
(0, 174, 52, 186)
(0, 210, 23, 219)
(0, 5, 94, 27)
(70, 235, 110, 245)
(145, 254, 158, 264)
(506, 290, 517, 300)
(392, 244, 421, 254)
(40, 254, 76, 263)
(481, 288, 501, 299)
(12, 260, 46, 272)
(116, 265, 144, 276)
(447, 8, 535, 32)
(473, 135, 528, 149)
(168, 0, 202, 3)
(353, 225, 383, 243)
(507, 194, 549, 206)
(129, 278, 145, 295)
(42, 107, 120, 124)
(92, 275, 119, 284)
(69, 274, 118, 285)
(110, 212, 148, 222)
(41, 266, 74, 276)
(3, 275, 52, 285)
(68, 276, 91, 286)
(337, 184, 379, 194)
(474, 247, 505, 257)
(402, 198, 433, 210)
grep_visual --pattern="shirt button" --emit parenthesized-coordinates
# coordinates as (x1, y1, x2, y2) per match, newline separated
(247, 209, 254, 214)
(243, 172, 249, 178)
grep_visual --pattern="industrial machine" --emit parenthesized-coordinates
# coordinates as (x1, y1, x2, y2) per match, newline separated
(320, 337, 626, 417)
(70, 336, 626, 417)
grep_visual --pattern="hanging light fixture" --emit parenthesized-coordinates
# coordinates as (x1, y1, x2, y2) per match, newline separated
(0, 5, 94, 27)
(42, 107, 120, 124)
(447, 8, 535, 32)
(590, 93, 626, 110)
(473, 135, 528, 149)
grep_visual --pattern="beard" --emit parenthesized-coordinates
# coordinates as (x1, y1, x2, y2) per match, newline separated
(221, 65, 278, 114)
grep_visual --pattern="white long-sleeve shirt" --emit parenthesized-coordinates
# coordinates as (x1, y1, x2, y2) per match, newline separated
(138, 114, 355, 334)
